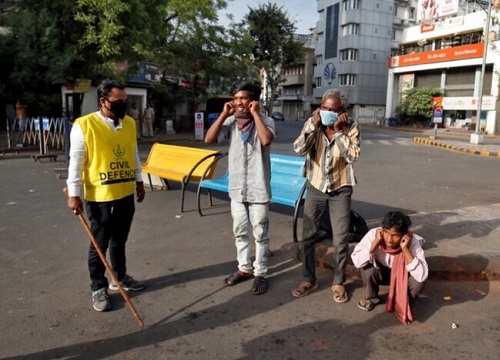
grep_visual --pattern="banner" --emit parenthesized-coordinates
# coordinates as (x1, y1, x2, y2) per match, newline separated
(432, 97, 443, 124)
(194, 112, 204, 141)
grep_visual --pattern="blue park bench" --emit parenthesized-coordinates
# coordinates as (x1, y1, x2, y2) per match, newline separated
(196, 153, 307, 242)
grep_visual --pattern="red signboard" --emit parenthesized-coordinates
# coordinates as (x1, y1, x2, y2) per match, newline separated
(389, 43, 484, 68)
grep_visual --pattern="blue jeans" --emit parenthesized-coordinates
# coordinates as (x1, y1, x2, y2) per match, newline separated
(231, 200, 270, 277)
(301, 182, 352, 285)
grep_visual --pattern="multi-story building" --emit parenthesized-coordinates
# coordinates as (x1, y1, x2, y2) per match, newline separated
(275, 33, 317, 121)
(386, 0, 500, 135)
(313, 0, 417, 123)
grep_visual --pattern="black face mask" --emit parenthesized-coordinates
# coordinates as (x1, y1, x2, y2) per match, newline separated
(106, 99, 127, 119)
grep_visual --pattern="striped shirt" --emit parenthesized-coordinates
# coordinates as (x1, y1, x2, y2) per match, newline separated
(293, 117, 360, 192)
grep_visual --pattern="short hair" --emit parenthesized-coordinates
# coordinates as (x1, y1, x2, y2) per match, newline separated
(381, 211, 412, 234)
(230, 81, 261, 101)
(322, 88, 349, 109)
(97, 80, 125, 100)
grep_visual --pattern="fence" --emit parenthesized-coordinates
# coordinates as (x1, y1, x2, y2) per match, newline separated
(5, 117, 70, 155)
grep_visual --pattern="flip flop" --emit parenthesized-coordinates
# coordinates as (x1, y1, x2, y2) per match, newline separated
(224, 271, 254, 286)
(252, 276, 268, 295)
(291, 281, 319, 298)
(332, 285, 349, 303)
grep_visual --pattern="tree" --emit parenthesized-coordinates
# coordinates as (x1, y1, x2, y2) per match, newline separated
(0, 0, 233, 116)
(243, 2, 304, 113)
(396, 87, 443, 124)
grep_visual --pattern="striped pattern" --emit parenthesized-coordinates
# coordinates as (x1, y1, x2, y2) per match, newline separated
(413, 137, 500, 158)
(294, 118, 361, 192)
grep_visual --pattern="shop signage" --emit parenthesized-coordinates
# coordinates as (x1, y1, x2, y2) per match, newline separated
(389, 43, 484, 68)
(442, 96, 496, 110)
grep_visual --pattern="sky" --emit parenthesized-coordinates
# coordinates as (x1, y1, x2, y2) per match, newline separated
(218, 0, 318, 34)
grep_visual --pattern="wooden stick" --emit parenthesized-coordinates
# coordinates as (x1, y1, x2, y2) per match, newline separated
(64, 188, 144, 328)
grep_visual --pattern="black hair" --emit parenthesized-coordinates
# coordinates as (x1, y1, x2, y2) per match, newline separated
(381, 211, 412, 234)
(97, 80, 125, 100)
(230, 80, 261, 101)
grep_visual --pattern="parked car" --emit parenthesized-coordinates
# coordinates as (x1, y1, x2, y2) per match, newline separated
(271, 112, 284, 121)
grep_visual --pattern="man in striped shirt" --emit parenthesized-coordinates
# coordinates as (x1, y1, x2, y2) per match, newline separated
(291, 88, 360, 303)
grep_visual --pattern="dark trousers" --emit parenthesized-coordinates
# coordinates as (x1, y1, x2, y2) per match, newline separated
(360, 263, 425, 301)
(86, 195, 135, 292)
(301, 182, 352, 285)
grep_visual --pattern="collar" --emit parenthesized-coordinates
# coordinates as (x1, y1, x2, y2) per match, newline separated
(97, 110, 122, 130)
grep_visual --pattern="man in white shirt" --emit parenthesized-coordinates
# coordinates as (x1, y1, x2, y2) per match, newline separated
(351, 211, 428, 324)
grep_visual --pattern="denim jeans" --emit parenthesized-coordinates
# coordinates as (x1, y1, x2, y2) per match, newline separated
(231, 200, 270, 277)
(86, 195, 135, 292)
(301, 182, 352, 285)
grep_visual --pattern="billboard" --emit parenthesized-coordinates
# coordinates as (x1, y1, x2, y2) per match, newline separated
(417, 0, 459, 22)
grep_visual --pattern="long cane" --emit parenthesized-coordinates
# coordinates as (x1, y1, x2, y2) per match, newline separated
(64, 188, 144, 328)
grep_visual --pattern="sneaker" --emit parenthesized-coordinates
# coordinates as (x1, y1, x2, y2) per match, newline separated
(109, 274, 145, 291)
(92, 288, 111, 312)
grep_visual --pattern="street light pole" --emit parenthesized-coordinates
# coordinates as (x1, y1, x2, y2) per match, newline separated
(470, 0, 493, 145)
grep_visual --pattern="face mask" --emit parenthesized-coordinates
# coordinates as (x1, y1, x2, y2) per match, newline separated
(107, 100, 127, 119)
(320, 110, 339, 127)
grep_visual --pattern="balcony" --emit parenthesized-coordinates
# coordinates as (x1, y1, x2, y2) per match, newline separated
(282, 74, 305, 86)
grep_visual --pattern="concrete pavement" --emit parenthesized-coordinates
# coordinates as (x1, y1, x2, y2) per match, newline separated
(1, 127, 499, 359)
(1, 127, 499, 281)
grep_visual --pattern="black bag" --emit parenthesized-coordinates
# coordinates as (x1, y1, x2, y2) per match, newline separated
(317, 209, 368, 243)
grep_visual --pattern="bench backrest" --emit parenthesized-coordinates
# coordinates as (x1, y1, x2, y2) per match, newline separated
(143, 143, 220, 179)
(270, 153, 306, 188)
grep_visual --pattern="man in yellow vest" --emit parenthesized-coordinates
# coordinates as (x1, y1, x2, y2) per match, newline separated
(66, 80, 146, 312)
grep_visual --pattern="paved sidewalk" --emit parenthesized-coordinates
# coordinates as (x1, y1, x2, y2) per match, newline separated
(1, 128, 499, 359)
(1, 128, 499, 281)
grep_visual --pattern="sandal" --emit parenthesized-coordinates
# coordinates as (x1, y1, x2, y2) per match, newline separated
(332, 285, 349, 303)
(224, 271, 254, 286)
(291, 281, 319, 298)
(252, 276, 268, 295)
(358, 298, 379, 311)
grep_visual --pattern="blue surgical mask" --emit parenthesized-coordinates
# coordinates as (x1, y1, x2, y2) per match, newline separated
(320, 110, 339, 126)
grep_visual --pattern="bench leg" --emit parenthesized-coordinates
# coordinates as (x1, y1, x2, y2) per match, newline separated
(293, 202, 302, 243)
(180, 182, 186, 212)
(208, 190, 213, 206)
(197, 185, 204, 216)
(147, 174, 154, 192)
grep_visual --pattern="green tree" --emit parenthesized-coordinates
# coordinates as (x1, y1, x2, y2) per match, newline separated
(396, 87, 443, 124)
(243, 2, 305, 113)
(5, 3, 73, 115)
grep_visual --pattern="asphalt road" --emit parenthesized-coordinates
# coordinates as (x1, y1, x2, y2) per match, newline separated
(0, 123, 499, 359)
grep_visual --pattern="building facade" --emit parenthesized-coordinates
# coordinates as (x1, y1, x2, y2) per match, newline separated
(314, 0, 410, 123)
(386, 2, 500, 134)
(275, 33, 317, 121)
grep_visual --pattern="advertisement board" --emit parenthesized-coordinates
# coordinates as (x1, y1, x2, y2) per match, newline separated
(194, 112, 204, 141)
(417, 0, 459, 22)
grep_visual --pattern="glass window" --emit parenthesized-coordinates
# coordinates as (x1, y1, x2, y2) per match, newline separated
(339, 74, 356, 86)
(341, 23, 360, 36)
(340, 48, 358, 61)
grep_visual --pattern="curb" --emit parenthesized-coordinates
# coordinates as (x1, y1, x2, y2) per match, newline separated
(292, 242, 500, 282)
(413, 137, 500, 158)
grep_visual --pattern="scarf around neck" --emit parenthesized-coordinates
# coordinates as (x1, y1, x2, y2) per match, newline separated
(235, 110, 254, 142)
(381, 230, 413, 325)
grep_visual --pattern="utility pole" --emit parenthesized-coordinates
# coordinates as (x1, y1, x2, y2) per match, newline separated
(470, 0, 493, 145)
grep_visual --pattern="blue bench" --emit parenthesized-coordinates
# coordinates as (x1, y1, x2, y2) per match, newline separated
(196, 153, 307, 242)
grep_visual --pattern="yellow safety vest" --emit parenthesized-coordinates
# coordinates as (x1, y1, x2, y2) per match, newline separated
(76, 113, 137, 201)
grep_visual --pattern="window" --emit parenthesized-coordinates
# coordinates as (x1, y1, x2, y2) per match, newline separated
(341, 23, 360, 36)
(342, 0, 360, 11)
(339, 74, 356, 86)
(340, 48, 358, 61)
(315, 77, 322, 88)
(316, 55, 323, 65)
